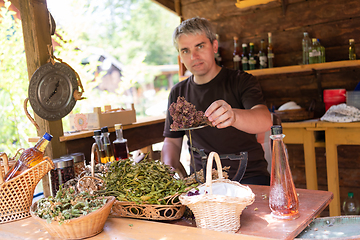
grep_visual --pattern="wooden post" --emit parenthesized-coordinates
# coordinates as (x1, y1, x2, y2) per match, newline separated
(16, 0, 67, 197)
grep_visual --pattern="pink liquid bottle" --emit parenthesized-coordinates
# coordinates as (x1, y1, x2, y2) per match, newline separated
(269, 125, 300, 220)
(113, 124, 129, 160)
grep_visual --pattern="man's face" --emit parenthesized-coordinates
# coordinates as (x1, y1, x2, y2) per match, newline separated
(178, 33, 217, 78)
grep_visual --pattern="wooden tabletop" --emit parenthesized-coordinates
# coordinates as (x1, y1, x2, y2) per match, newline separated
(0, 185, 333, 240)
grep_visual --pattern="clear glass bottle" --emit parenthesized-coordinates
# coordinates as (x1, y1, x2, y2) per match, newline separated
(343, 192, 360, 215)
(233, 37, 241, 70)
(309, 38, 321, 64)
(101, 126, 115, 162)
(93, 130, 106, 164)
(242, 43, 249, 71)
(259, 39, 267, 69)
(269, 125, 300, 220)
(349, 39, 356, 60)
(5, 132, 53, 181)
(302, 32, 311, 65)
(267, 32, 274, 68)
(113, 124, 129, 160)
(248, 42, 256, 70)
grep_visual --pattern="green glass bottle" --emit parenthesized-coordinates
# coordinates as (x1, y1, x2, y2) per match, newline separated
(259, 39, 267, 69)
(309, 38, 320, 64)
(233, 37, 241, 70)
(248, 42, 256, 70)
(267, 32, 274, 68)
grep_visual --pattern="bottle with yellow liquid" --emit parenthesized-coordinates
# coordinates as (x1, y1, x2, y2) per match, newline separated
(101, 126, 115, 162)
(5, 132, 53, 182)
(269, 125, 299, 220)
(93, 130, 107, 164)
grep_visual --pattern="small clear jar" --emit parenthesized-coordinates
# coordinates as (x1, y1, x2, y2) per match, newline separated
(50, 157, 75, 196)
(69, 153, 86, 178)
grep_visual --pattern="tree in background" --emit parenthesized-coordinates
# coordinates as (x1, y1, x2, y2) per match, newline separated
(0, 1, 35, 154)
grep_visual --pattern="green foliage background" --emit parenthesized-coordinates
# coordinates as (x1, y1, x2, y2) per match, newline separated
(0, 0, 180, 154)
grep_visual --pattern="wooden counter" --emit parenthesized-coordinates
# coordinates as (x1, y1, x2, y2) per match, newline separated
(0, 185, 333, 240)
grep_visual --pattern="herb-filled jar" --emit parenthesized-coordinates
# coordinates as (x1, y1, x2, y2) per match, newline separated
(50, 157, 75, 196)
(61, 153, 86, 179)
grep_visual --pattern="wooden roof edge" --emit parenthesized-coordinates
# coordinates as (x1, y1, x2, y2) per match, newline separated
(151, 0, 178, 15)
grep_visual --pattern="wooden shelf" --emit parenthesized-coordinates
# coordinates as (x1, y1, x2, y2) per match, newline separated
(246, 60, 360, 76)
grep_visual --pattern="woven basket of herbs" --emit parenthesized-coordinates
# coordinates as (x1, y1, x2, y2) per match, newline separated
(95, 159, 197, 221)
(30, 187, 115, 240)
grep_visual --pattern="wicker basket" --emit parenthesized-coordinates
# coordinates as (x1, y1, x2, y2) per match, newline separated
(0, 153, 54, 224)
(30, 196, 115, 239)
(179, 152, 255, 233)
(111, 193, 186, 220)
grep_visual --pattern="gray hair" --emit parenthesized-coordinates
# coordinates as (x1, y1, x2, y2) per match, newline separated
(172, 17, 217, 51)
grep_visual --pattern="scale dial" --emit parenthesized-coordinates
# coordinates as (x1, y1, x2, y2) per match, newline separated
(28, 62, 78, 121)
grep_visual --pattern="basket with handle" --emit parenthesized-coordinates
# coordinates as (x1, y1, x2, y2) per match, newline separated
(179, 151, 255, 233)
(0, 152, 54, 224)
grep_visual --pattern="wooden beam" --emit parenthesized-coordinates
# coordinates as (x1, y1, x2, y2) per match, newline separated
(151, 0, 177, 15)
(18, 0, 67, 197)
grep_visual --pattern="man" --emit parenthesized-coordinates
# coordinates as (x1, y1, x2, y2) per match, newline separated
(161, 17, 273, 185)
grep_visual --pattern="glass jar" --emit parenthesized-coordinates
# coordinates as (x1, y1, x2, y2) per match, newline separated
(62, 153, 86, 178)
(50, 157, 75, 196)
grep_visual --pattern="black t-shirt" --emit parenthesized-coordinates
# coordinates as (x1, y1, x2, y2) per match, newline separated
(163, 67, 269, 180)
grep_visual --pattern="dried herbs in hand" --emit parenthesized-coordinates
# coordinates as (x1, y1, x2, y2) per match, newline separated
(33, 186, 107, 224)
(98, 159, 196, 205)
(169, 96, 212, 131)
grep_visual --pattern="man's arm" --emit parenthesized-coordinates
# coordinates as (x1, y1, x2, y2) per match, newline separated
(205, 101, 272, 134)
(161, 137, 187, 178)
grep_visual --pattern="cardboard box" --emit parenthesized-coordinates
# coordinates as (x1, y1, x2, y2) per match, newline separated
(69, 104, 136, 131)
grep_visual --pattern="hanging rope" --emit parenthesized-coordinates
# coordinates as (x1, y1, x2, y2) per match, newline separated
(47, 45, 86, 101)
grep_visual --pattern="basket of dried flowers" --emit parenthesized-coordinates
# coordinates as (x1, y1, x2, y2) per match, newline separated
(30, 187, 115, 240)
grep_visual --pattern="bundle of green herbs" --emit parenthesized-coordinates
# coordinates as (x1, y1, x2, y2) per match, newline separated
(33, 186, 107, 224)
(98, 159, 197, 205)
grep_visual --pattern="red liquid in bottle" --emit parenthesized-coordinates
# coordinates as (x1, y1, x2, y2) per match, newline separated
(113, 142, 129, 160)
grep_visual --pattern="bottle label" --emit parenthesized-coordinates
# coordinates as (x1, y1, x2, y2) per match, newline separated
(259, 56, 267, 67)
(268, 53, 274, 59)
(309, 50, 320, 57)
(242, 57, 248, 64)
(249, 57, 256, 65)
(233, 55, 241, 62)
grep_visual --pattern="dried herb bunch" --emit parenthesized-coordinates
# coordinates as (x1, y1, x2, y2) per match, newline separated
(33, 186, 107, 224)
(98, 159, 196, 205)
(169, 96, 212, 131)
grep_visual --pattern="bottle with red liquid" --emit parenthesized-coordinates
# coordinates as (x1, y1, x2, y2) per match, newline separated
(113, 124, 129, 160)
(269, 125, 300, 220)
(5, 132, 53, 182)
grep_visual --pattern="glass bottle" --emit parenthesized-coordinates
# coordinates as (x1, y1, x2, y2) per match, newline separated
(309, 38, 320, 64)
(215, 34, 223, 66)
(233, 36, 241, 70)
(101, 126, 115, 162)
(248, 42, 256, 70)
(269, 125, 300, 220)
(5, 132, 53, 181)
(318, 39, 325, 63)
(113, 124, 129, 160)
(349, 39, 356, 60)
(342, 192, 360, 215)
(267, 32, 274, 68)
(93, 130, 106, 164)
(259, 39, 267, 69)
(241, 43, 249, 71)
(302, 32, 311, 65)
